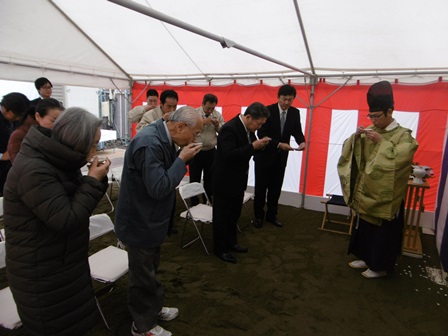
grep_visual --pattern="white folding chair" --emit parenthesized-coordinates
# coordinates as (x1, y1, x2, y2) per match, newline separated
(88, 212, 128, 329)
(89, 246, 128, 284)
(241, 192, 254, 230)
(89, 245, 128, 329)
(0, 241, 22, 330)
(179, 182, 213, 255)
(89, 214, 115, 241)
(106, 165, 122, 200)
(176, 179, 188, 190)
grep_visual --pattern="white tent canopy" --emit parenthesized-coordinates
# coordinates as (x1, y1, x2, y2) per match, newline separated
(1, 0, 448, 88)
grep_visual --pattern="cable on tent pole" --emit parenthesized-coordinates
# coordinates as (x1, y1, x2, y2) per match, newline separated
(108, 0, 313, 77)
(144, 0, 206, 77)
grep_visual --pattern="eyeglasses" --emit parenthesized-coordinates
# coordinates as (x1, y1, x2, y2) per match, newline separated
(183, 122, 201, 137)
(41, 85, 52, 90)
(367, 113, 384, 119)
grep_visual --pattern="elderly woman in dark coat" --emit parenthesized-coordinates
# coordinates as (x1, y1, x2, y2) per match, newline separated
(3, 107, 111, 336)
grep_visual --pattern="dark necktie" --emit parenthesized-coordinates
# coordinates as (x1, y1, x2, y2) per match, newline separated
(280, 111, 287, 134)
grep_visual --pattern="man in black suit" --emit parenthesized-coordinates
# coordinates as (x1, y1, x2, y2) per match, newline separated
(213, 102, 271, 263)
(253, 84, 306, 228)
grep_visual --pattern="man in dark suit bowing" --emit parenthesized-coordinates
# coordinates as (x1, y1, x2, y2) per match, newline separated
(253, 84, 306, 228)
(213, 102, 271, 263)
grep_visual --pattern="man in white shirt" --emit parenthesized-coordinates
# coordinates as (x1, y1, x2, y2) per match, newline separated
(136, 90, 178, 132)
(128, 89, 159, 124)
(189, 94, 225, 205)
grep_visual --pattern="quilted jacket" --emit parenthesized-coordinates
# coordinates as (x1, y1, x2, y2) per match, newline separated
(3, 126, 107, 336)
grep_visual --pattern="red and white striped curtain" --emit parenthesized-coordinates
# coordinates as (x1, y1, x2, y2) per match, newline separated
(132, 81, 448, 212)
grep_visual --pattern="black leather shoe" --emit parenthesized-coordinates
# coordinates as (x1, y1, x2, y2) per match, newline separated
(230, 244, 248, 253)
(267, 218, 283, 227)
(254, 219, 263, 229)
(216, 252, 237, 264)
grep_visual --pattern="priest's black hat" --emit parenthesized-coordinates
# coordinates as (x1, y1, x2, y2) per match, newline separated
(367, 81, 394, 112)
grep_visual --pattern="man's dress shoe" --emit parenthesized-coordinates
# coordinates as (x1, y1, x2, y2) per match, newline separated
(267, 218, 283, 227)
(254, 219, 263, 229)
(230, 244, 248, 253)
(216, 252, 237, 264)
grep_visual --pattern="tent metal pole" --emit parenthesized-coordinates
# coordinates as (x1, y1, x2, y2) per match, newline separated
(0, 60, 129, 83)
(300, 77, 317, 208)
(317, 70, 448, 77)
(293, 0, 316, 76)
(300, 78, 351, 208)
(108, 0, 313, 77)
(134, 74, 309, 82)
(133, 70, 447, 83)
(49, 0, 132, 81)
(314, 77, 352, 108)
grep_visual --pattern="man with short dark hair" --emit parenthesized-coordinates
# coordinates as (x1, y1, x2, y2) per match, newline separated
(128, 89, 159, 124)
(253, 84, 306, 228)
(136, 90, 178, 132)
(212, 102, 271, 263)
(189, 93, 225, 205)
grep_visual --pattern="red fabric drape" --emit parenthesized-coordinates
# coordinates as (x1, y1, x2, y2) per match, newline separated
(132, 82, 448, 211)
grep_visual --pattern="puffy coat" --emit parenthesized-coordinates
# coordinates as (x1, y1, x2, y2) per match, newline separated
(3, 126, 107, 336)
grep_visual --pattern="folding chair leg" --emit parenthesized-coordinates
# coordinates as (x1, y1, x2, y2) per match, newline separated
(95, 297, 111, 330)
(180, 219, 210, 255)
(319, 202, 353, 235)
(320, 204, 329, 230)
(243, 203, 254, 224)
(104, 192, 114, 214)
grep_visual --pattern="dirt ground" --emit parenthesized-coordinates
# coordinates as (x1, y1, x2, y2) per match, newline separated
(1, 149, 447, 336)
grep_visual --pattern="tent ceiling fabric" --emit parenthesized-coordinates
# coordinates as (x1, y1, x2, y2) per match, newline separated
(1, 0, 448, 88)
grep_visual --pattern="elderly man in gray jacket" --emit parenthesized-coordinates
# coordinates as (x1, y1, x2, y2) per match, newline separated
(115, 106, 202, 336)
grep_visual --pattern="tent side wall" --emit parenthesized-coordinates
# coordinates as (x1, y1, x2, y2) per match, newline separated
(132, 82, 448, 228)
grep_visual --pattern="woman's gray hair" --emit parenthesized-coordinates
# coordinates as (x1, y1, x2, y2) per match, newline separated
(52, 107, 101, 156)
(169, 106, 200, 128)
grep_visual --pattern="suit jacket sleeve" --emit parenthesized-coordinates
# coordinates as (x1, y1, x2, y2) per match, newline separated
(218, 123, 254, 163)
(136, 139, 187, 200)
(258, 104, 280, 149)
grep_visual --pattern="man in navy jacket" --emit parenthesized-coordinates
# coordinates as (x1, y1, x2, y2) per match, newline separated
(115, 106, 202, 336)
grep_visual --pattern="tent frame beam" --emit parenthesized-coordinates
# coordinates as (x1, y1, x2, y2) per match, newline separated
(49, 0, 132, 82)
(0, 60, 129, 83)
(108, 0, 313, 77)
(293, 0, 315, 75)
(132, 70, 448, 83)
